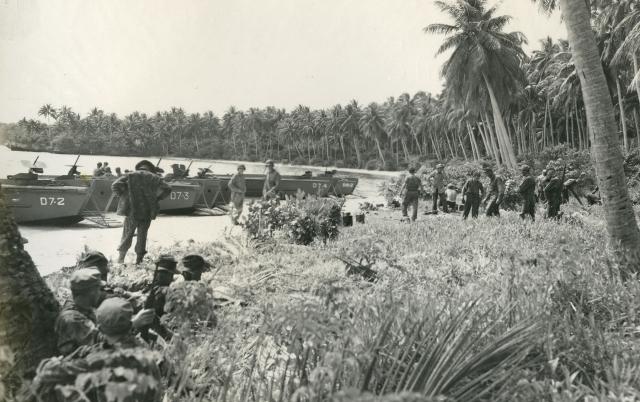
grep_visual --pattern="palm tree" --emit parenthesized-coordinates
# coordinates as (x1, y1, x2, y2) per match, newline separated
(359, 103, 387, 166)
(425, 0, 526, 169)
(38, 104, 57, 123)
(341, 100, 363, 168)
(533, 0, 640, 270)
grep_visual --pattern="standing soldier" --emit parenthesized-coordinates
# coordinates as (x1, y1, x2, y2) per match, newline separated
(461, 171, 485, 219)
(181, 254, 211, 281)
(518, 165, 537, 221)
(112, 160, 172, 264)
(263, 159, 281, 199)
(115, 167, 123, 177)
(143, 254, 179, 342)
(482, 167, 505, 217)
(228, 164, 247, 225)
(399, 167, 425, 222)
(562, 163, 584, 205)
(536, 169, 547, 203)
(426, 163, 448, 214)
(544, 167, 563, 219)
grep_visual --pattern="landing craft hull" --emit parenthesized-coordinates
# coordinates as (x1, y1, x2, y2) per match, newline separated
(157, 181, 200, 213)
(333, 177, 359, 196)
(216, 174, 359, 200)
(179, 178, 223, 208)
(1, 184, 91, 224)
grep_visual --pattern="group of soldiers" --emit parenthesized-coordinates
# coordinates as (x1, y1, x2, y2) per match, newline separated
(227, 159, 281, 225)
(32, 251, 212, 401)
(399, 162, 592, 222)
(92, 161, 124, 177)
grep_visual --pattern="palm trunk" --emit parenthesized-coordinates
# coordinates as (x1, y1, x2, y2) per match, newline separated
(352, 137, 362, 168)
(483, 113, 503, 166)
(615, 75, 629, 152)
(634, 55, 640, 114)
(559, 0, 640, 266)
(430, 135, 441, 160)
(477, 121, 493, 159)
(542, 98, 549, 148)
(634, 108, 640, 149)
(374, 138, 386, 167)
(401, 138, 410, 161)
(483, 75, 517, 168)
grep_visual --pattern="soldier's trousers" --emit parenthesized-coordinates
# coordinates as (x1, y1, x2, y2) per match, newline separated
(118, 217, 152, 256)
(230, 192, 244, 224)
(463, 194, 480, 219)
(402, 191, 419, 221)
(432, 189, 448, 212)
(486, 198, 501, 217)
(546, 201, 561, 219)
(520, 198, 536, 220)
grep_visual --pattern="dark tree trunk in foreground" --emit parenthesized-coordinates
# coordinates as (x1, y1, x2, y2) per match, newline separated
(0, 187, 60, 394)
(559, 0, 640, 269)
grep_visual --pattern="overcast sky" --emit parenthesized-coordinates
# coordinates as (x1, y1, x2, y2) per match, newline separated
(0, 0, 566, 123)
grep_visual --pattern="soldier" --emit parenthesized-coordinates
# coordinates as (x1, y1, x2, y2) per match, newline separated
(482, 167, 505, 217)
(115, 167, 123, 177)
(263, 159, 281, 199)
(544, 167, 563, 219)
(518, 165, 537, 221)
(181, 254, 211, 281)
(461, 171, 485, 219)
(398, 167, 425, 222)
(112, 160, 172, 264)
(426, 163, 448, 213)
(143, 254, 179, 342)
(93, 162, 104, 177)
(55, 269, 105, 356)
(228, 164, 247, 225)
(562, 162, 584, 205)
(33, 298, 163, 402)
(77, 250, 109, 281)
(536, 169, 547, 202)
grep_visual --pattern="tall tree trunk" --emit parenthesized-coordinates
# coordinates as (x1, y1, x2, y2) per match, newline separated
(374, 138, 386, 167)
(634, 108, 640, 148)
(477, 121, 494, 159)
(0, 189, 60, 392)
(401, 138, 410, 161)
(457, 131, 468, 160)
(615, 75, 629, 152)
(430, 135, 441, 160)
(559, 0, 640, 267)
(483, 75, 517, 168)
(634, 54, 640, 113)
(483, 113, 503, 166)
(548, 98, 555, 146)
(352, 137, 362, 168)
(543, 98, 549, 148)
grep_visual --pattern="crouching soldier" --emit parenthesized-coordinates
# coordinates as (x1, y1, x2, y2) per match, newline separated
(33, 297, 163, 402)
(181, 254, 211, 281)
(399, 167, 425, 222)
(518, 165, 536, 221)
(142, 254, 179, 343)
(461, 171, 485, 219)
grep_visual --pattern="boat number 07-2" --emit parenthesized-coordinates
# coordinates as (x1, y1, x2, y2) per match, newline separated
(40, 197, 65, 206)
(170, 191, 190, 200)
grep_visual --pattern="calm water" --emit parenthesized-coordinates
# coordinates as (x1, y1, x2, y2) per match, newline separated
(0, 146, 396, 274)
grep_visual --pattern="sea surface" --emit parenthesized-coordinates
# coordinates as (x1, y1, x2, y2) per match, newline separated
(0, 146, 396, 274)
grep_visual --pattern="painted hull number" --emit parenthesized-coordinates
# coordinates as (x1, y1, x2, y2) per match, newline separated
(170, 191, 191, 200)
(40, 197, 65, 206)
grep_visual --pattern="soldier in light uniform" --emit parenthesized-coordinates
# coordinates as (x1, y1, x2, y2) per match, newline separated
(482, 167, 505, 217)
(228, 164, 247, 225)
(263, 160, 281, 200)
(426, 163, 448, 213)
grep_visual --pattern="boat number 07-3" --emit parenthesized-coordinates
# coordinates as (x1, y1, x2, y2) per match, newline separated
(40, 197, 65, 206)
(170, 191, 190, 200)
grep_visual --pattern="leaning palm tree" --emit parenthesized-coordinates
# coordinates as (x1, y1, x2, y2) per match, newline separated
(424, 0, 526, 169)
(359, 103, 387, 166)
(533, 0, 640, 271)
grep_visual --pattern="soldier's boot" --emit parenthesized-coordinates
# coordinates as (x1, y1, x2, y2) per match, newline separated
(117, 251, 127, 264)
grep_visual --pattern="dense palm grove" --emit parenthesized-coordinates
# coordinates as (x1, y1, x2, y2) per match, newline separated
(4, 1, 640, 171)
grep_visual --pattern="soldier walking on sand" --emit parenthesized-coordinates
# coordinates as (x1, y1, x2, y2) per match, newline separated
(482, 167, 504, 217)
(399, 167, 425, 222)
(228, 164, 247, 225)
(518, 165, 537, 221)
(544, 167, 563, 219)
(461, 171, 485, 219)
(426, 163, 448, 214)
(112, 160, 171, 264)
(263, 159, 281, 200)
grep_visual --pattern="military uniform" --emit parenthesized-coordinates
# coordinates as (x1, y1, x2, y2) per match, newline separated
(518, 170, 536, 220)
(427, 165, 448, 213)
(461, 176, 484, 219)
(263, 161, 281, 199)
(228, 165, 247, 224)
(402, 174, 422, 221)
(485, 174, 505, 217)
(55, 269, 105, 356)
(112, 160, 172, 263)
(544, 175, 563, 219)
(33, 298, 163, 402)
(142, 255, 178, 342)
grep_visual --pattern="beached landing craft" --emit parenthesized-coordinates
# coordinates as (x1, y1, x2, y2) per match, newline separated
(1, 166, 93, 225)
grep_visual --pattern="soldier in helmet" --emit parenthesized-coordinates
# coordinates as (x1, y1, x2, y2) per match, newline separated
(263, 159, 281, 200)
(482, 167, 505, 217)
(228, 164, 247, 225)
(142, 254, 179, 341)
(518, 165, 537, 221)
(544, 167, 563, 219)
(399, 166, 425, 222)
(181, 254, 211, 281)
(426, 163, 448, 213)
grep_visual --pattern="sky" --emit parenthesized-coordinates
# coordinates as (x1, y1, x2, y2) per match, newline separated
(0, 0, 567, 123)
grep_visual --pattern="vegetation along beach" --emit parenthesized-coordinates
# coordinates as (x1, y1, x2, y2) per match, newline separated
(3, 0, 640, 401)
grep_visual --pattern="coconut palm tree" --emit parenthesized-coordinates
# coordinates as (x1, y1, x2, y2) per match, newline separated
(533, 0, 640, 270)
(359, 103, 387, 166)
(424, 0, 526, 169)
